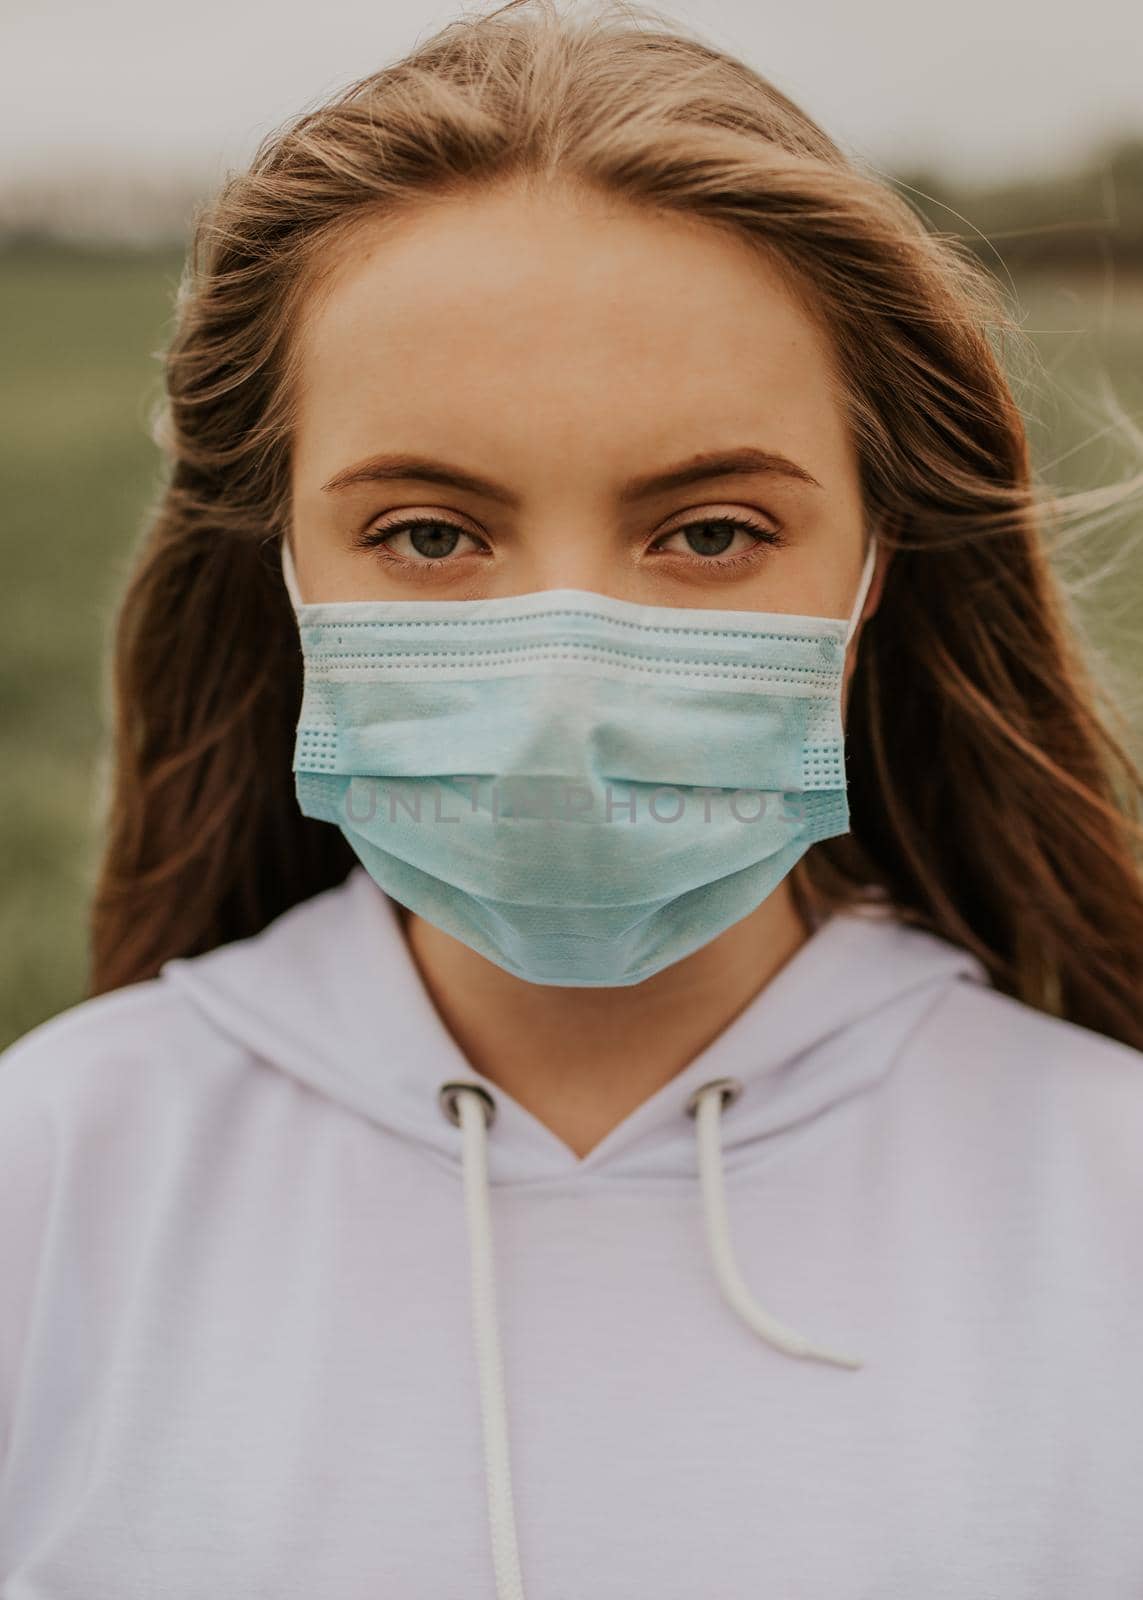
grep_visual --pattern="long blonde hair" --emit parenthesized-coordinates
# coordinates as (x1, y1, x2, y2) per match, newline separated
(91, 0, 1143, 1047)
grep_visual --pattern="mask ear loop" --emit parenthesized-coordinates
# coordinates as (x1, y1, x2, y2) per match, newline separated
(844, 538, 878, 647)
(280, 536, 303, 611)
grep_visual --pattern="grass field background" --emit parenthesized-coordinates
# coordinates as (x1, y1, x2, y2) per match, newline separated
(2, 241, 1141, 1049)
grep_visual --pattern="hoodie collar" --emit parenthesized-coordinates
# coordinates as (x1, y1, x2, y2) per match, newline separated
(161, 864, 988, 1184)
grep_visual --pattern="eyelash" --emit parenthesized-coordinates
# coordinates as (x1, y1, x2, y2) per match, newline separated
(353, 512, 785, 570)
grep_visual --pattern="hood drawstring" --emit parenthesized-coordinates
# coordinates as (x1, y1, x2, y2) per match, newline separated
(438, 1077, 863, 1600)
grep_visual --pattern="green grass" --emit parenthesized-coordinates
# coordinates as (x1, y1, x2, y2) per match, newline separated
(2, 243, 1142, 1049)
(1, 244, 185, 1045)
(1009, 269, 1143, 727)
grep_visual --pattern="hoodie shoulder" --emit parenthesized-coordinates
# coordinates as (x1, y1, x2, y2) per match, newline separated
(0, 976, 249, 1131)
(902, 975, 1143, 1181)
(918, 976, 1143, 1077)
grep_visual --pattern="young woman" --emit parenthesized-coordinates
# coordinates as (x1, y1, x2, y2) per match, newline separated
(3, 1, 1142, 1593)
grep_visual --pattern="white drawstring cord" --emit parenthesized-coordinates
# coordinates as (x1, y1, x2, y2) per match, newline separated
(439, 1074, 862, 1600)
(438, 1082, 527, 1600)
(686, 1079, 863, 1371)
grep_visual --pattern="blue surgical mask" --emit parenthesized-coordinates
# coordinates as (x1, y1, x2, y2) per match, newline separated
(281, 540, 877, 986)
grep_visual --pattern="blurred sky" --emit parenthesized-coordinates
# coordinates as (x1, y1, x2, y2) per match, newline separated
(3, 0, 1142, 187)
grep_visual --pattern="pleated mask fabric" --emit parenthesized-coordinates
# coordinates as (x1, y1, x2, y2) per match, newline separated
(280, 540, 877, 986)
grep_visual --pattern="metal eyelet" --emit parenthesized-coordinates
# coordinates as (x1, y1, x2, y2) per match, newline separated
(438, 1080, 497, 1129)
(684, 1076, 744, 1119)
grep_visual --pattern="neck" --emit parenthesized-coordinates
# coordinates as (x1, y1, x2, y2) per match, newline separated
(402, 884, 810, 1160)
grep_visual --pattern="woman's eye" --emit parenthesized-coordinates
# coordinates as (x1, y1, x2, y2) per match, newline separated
(653, 516, 779, 559)
(367, 518, 480, 561)
(358, 511, 779, 566)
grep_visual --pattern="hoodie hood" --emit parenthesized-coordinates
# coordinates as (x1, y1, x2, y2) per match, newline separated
(160, 863, 988, 1186)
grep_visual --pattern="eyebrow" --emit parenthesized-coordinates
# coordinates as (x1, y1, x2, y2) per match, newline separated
(319, 446, 823, 504)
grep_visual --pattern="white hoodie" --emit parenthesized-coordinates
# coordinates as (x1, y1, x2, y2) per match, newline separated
(1, 862, 1142, 1598)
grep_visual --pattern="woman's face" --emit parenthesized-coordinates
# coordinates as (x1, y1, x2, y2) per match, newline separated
(289, 178, 875, 626)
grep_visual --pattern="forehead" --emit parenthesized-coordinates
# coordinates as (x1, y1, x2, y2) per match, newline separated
(289, 179, 851, 481)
